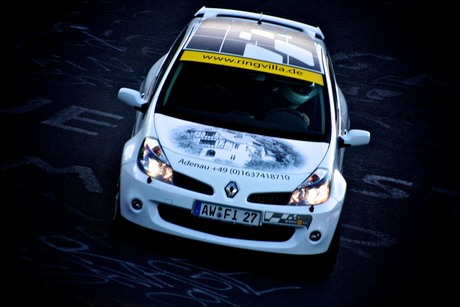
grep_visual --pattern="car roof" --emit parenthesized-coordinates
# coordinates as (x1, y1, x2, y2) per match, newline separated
(180, 7, 326, 85)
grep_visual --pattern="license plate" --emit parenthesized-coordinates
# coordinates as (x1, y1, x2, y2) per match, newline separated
(192, 201, 261, 226)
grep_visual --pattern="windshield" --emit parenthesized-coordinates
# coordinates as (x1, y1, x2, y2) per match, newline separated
(156, 60, 330, 141)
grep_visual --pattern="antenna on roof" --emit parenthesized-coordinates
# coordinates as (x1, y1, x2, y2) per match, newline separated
(258, 12, 263, 24)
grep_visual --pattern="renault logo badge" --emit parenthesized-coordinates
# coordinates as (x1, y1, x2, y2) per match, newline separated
(225, 181, 238, 198)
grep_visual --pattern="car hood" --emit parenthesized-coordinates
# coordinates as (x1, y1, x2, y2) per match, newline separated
(155, 114, 329, 189)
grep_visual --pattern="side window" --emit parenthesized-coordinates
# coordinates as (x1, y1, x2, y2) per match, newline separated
(325, 53, 342, 131)
(144, 24, 189, 101)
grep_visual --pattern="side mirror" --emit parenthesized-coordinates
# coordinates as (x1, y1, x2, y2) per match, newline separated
(339, 129, 370, 148)
(118, 88, 147, 112)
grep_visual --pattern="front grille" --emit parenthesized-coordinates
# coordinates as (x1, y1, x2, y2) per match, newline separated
(174, 172, 213, 195)
(247, 192, 292, 205)
(158, 204, 295, 242)
(173, 172, 291, 206)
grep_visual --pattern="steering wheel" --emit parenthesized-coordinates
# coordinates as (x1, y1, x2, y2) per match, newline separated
(264, 108, 310, 129)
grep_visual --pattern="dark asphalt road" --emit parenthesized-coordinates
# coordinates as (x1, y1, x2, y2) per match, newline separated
(2, 1, 458, 306)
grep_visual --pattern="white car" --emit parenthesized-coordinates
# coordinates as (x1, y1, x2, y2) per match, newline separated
(115, 6, 370, 274)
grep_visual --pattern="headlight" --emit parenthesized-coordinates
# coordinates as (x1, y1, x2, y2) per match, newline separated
(138, 137, 173, 183)
(289, 168, 330, 205)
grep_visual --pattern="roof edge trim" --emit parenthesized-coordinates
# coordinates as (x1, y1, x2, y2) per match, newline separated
(195, 6, 325, 40)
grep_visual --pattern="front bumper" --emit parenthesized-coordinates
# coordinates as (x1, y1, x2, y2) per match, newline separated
(118, 161, 345, 256)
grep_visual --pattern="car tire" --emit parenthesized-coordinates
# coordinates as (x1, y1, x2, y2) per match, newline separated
(310, 221, 341, 277)
(113, 177, 129, 229)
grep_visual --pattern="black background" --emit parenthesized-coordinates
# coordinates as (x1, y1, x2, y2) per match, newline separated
(2, 1, 458, 306)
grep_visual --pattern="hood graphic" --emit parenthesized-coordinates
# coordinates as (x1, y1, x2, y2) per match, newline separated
(155, 115, 327, 173)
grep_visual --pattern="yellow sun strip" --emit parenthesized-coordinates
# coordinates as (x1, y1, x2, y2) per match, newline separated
(180, 50, 324, 86)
